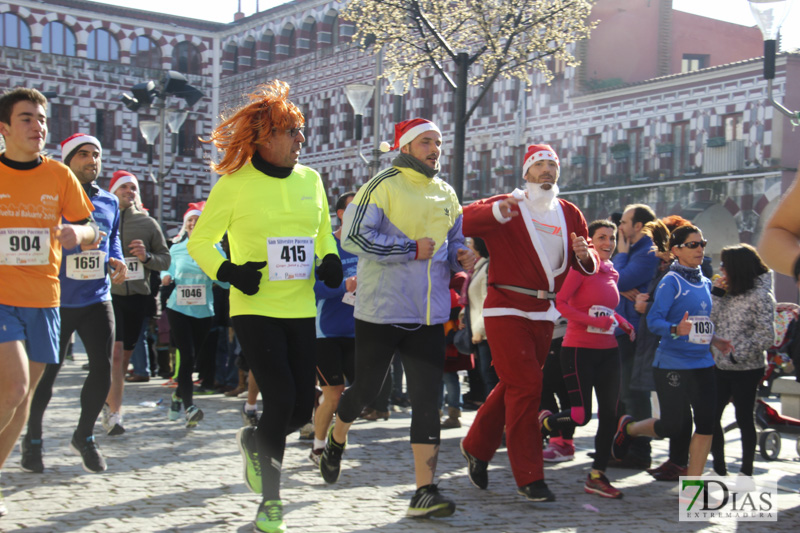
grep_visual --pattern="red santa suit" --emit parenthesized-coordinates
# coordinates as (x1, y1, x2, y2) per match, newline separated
(461, 188, 597, 488)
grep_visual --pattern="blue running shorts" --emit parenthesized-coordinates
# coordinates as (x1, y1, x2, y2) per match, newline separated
(0, 304, 60, 364)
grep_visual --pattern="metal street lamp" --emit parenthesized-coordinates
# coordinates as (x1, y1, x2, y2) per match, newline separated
(119, 71, 204, 224)
(166, 109, 189, 154)
(748, 0, 799, 124)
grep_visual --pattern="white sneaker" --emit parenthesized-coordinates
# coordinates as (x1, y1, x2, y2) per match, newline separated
(105, 412, 125, 436)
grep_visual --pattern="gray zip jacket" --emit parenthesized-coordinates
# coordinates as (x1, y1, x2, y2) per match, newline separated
(110, 204, 171, 297)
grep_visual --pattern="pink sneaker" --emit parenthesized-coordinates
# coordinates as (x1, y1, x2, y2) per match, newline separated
(542, 438, 574, 462)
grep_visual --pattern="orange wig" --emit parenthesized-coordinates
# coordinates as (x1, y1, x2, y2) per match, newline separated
(205, 80, 304, 176)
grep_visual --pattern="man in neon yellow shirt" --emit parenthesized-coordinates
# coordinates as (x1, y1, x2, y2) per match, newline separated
(188, 80, 341, 533)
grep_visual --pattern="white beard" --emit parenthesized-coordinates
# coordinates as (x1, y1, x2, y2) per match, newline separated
(524, 182, 559, 214)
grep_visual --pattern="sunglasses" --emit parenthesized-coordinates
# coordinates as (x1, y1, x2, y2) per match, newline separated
(675, 239, 708, 249)
(274, 127, 305, 137)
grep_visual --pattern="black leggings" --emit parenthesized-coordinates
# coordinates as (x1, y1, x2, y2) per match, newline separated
(540, 337, 572, 439)
(653, 366, 716, 437)
(544, 346, 621, 471)
(711, 367, 764, 476)
(28, 301, 114, 440)
(338, 319, 445, 444)
(233, 315, 316, 501)
(167, 309, 212, 410)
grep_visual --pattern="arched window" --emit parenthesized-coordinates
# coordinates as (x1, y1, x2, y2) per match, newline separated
(172, 41, 201, 75)
(87, 28, 119, 61)
(41, 21, 75, 56)
(285, 25, 296, 58)
(305, 19, 317, 53)
(331, 16, 340, 47)
(242, 37, 255, 69)
(1, 13, 31, 49)
(261, 32, 275, 62)
(130, 35, 161, 69)
(224, 41, 238, 73)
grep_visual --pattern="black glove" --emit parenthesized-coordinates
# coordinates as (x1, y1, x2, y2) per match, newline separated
(316, 254, 343, 289)
(216, 261, 266, 296)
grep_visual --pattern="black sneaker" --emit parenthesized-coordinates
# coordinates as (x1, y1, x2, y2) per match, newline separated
(241, 402, 259, 427)
(611, 415, 634, 460)
(69, 432, 107, 473)
(460, 439, 488, 489)
(517, 480, 556, 502)
(20, 434, 44, 473)
(319, 426, 345, 484)
(406, 484, 456, 518)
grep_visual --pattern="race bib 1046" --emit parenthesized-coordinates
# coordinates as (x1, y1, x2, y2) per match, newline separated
(0, 228, 49, 265)
(176, 284, 206, 306)
(66, 250, 106, 280)
(267, 237, 314, 281)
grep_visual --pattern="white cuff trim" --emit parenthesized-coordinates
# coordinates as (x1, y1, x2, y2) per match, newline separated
(492, 200, 513, 224)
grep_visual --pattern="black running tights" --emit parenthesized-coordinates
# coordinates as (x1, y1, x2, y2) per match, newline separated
(337, 320, 445, 445)
(167, 309, 212, 410)
(233, 315, 316, 501)
(545, 346, 621, 471)
(28, 301, 114, 441)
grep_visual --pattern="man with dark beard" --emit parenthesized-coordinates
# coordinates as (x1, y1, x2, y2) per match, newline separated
(458, 144, 598, 502)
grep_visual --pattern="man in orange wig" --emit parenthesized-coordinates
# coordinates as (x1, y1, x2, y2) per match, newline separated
(188, 80, 341, 533)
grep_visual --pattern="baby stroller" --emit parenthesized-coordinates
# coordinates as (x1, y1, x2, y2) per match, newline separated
(751, 302, 800, 460)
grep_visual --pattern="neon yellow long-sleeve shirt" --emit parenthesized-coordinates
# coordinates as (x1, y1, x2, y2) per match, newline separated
(187, 162, 337, 319)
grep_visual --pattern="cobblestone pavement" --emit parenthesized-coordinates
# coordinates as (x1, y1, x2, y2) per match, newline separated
(1, 348, 798, 532)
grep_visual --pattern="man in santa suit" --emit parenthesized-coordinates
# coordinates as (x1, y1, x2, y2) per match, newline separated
(459, 144, 598, 502)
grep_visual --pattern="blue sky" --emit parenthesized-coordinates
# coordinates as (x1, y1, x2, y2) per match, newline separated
(91, 0, 799, 51)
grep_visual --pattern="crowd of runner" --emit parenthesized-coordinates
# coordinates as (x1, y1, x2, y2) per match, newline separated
(0, 83, 794, 532)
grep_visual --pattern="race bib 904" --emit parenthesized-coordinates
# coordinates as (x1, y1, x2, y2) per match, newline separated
(0, 228, 49, 265)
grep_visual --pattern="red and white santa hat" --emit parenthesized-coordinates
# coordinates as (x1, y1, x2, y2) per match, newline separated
(522, 144, 560, 180)
(109, 170, 139, 195)
(60, 133, 102, 166)
(379, 118, 441, 152)
(183, 201, 205, 222)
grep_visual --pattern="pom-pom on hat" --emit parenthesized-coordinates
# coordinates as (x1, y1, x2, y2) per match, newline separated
(522, 144, 559, 180)
(379, 118, 441, 152)
(183, 201, 205, 222)
(61, 133, 102, 166)
(109, 170, 139, 195)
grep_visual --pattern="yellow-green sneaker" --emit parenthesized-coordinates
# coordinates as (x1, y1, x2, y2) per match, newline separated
(236, 426, 261, 493)
(253, 500, 285, 533)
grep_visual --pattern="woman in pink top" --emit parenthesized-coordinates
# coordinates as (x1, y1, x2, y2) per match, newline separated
(540, 219, 634, 499)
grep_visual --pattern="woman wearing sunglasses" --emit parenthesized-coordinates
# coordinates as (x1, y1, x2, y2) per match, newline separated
(709, 244, 775, 477)
(611, 225, 733, 480)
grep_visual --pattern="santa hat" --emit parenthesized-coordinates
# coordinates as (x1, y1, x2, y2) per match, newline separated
(522, 144, 559, 180)
(109, 170, 139, 195)
(183, 201, 205, 222)
(61, 133, 102, 166)
(380, 118, 441, 152)
(172, 201, 206, 243)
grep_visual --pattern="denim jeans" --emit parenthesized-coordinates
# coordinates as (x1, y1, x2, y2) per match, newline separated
(130, 320, 149, 376)
(439, 371, 461, 409)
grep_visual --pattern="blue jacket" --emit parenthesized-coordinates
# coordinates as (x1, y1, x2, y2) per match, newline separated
(59, 183, 123, 308)
(314, 234, 358, 338)
(341, 165, 465, 325)
(613, 235, 660, 332)
(647, 270, 715, 370)
(164, 240, 228, 319)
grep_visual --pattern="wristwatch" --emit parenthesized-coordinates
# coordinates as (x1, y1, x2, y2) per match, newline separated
(670, 324, 679, 338)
